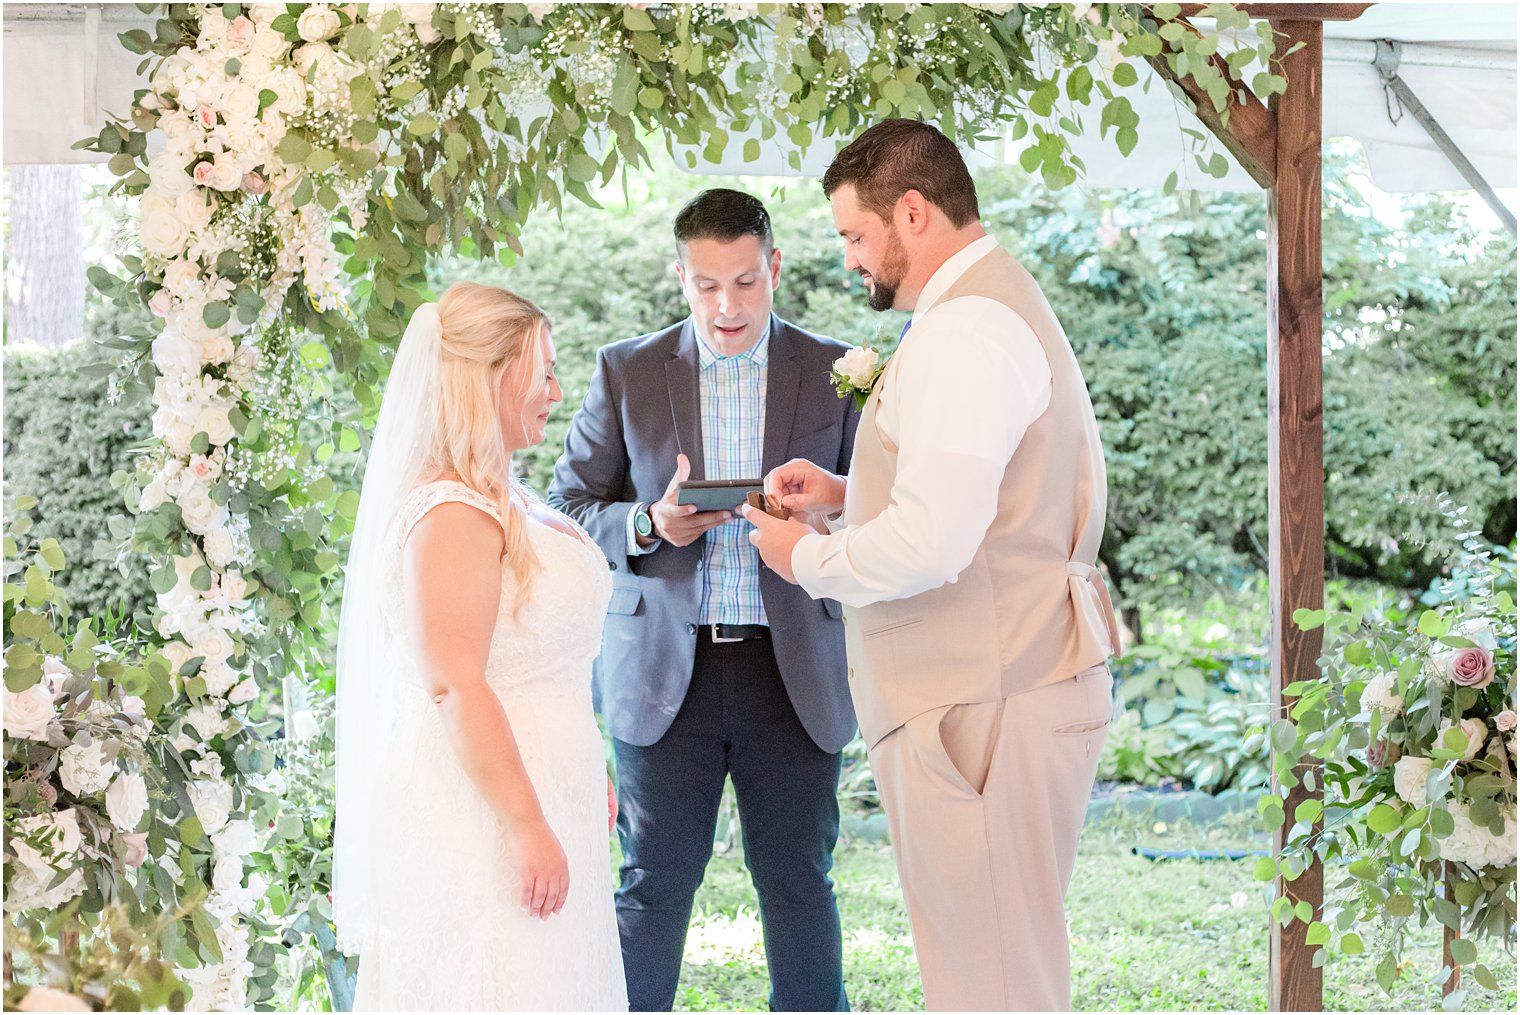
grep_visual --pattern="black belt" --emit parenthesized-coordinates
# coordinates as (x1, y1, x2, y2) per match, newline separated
(702, 623, 770, 644)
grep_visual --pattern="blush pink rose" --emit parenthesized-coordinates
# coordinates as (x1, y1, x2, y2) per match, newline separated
(197, 104, 218, 129)
(227, 15, 256, 47)
(1449, 647, 1495, 689)
(149, 290, 172, 317)
(241, 172, 268, 195)
(193, 161, 215, 186)
(122, 831, 149, 867)
(1496, 709, 1516, 732)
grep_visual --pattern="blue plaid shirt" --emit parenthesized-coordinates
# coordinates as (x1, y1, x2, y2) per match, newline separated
(695, 327, 769, 626)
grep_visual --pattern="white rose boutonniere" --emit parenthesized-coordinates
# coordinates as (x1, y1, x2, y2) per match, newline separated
(830, 344, 887, 409)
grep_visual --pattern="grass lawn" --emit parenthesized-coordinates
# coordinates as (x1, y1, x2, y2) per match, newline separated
(654, 811, 1517, 1012)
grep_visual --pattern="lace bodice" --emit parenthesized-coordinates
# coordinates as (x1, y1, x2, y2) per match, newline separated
(383, 480, 612, 700)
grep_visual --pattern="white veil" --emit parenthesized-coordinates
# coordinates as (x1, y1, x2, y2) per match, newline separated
(332, 302, 443, 954)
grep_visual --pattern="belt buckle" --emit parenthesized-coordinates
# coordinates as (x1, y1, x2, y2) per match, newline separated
(709, 624, 745, 644)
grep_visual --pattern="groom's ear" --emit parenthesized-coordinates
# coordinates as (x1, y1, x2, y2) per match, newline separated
(672, 257, 687, 289)
(768, 247, 782, 290)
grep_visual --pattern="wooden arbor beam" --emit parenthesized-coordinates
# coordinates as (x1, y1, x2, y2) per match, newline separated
(1175, 4, 1372, 19)
(1141, 8, 1279, 187)
(1265, 18, 1326, 1014)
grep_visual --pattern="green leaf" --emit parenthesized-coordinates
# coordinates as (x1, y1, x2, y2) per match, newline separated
(336, 491, 361, 520)
(178, 816, 205, 848)
(1252, 857, 1276, 881)
(1304, 921, 1330, 946)
(622, 5, 656, 31)
(1418, 610, 1451, 637)
(406, 114, 439, 137)
(1448, 938, 1476, 966)
(1270, 718, 1298, 754)
(1340, 932, 1364, 955)
(1473, 964, 1498, 990)
(1293, 608, 1326, 630)
(1112, 62, 1138, 88)
(202, 302, 230, 329)
(1366, 803, 1400, 835)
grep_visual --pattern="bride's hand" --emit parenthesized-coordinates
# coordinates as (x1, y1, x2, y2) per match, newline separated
(606, 775, 618, 833)
(517, 820, 569, 920)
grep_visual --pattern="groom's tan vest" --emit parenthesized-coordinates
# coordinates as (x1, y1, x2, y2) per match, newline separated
(842, 243, 1121, 747)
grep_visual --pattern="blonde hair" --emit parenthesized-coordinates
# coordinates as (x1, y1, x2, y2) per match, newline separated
(430, 281, 551, 610)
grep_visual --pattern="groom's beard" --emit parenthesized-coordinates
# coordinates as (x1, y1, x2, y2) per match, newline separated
(864, 228, 910, 312)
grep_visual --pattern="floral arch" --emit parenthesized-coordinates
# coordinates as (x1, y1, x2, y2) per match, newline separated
(3, 2, 1293, 1008)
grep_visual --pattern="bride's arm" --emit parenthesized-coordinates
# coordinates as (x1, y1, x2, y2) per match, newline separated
(403, 502, 569, 920)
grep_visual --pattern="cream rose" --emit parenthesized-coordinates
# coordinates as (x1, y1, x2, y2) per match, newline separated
(140, 193, 192, 257)
(1496, 709, 1517, 733)
(209, 152, 244, 192)
(213, 854, 245, 891)
(833, 345, 881, 389)
(186, 703, 230, 742)
(1360, 673, 1403, 716)
(106, 771, 148, 831)
(193, 403, 238, 447)
(252, 23, 290, 61)
(188, 778, 234, 833)
(297, 5, 342, 42)
(178, 488, 228, 536)
(200, 662, 239, 697)
(1393, 755, 1433, 808)
(148, 153, 195, 198)
(1439, 717, 1488, 761)
(212, 818, 257, 859)
(3, 684, 55, 741)
(60, 739, 119, 797)
(152, 324, 201, 377)
(162, 258, 202, 296)
(193, 629, 237, 667)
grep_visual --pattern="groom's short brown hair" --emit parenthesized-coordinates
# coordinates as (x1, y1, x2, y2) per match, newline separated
(822, 119, 980, 228)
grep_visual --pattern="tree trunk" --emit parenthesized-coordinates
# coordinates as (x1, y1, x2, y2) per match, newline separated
(4, 165, 85, 347)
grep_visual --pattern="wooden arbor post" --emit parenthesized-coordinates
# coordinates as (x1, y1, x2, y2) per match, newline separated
(1264, 18, 1326, 1012)
(1152, 4, 1370, 1010)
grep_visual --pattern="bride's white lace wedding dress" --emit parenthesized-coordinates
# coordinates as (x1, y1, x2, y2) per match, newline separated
(351, 479, 628, 1011)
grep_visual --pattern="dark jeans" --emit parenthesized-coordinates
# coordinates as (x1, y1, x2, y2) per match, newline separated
(613, 637, 849, 1012)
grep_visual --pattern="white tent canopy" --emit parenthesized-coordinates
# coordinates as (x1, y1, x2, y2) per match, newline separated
(4, 2, 1515, 199)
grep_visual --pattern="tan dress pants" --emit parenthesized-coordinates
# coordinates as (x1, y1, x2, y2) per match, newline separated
(868, 666, 1113, 1011)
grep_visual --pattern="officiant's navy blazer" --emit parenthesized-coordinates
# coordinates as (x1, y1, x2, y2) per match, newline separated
(548, 314, 859, 753)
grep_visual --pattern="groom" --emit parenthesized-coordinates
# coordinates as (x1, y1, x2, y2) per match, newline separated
(549, 188, 858, 1011)
(745, 120, 1121, 1011)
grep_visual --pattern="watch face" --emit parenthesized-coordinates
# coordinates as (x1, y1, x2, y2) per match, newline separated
(635, 508, 653, 536)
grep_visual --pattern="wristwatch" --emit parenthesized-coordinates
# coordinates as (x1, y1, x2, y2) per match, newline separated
(633, 503, 654, 540)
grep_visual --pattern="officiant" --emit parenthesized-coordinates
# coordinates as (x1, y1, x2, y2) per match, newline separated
(548, 188, 859, 1012)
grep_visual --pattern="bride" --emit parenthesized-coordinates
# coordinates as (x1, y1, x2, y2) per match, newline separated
(333, 282, 628, 1010)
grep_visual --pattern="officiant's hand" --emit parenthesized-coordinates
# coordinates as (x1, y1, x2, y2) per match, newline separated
(741, 505, 812, 585)
(649, 453, 732, 548)
(765, 458, 847, 517)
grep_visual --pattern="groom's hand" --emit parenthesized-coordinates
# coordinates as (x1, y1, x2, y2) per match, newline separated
(650, 453, 732, 548)
(765, 458, 847, 517)
(741, 504, 811, 585)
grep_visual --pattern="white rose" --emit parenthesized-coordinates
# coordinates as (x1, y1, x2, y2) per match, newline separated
(148, 152, 195, 198)
(152, 324, 202, 378)
(171, 733, 198, 754)
(212, 818, 257, 859)
(1360, 673, 1403, 716)
(399, 3, 435, 23)
(218, 570, 250, 605)
(212, 854, 245, 891)
(228, 679, 259, 706)
(188, 778, 234, 833)
(209, 152, 244, 192)
(290, 709, 320, 743)
(139, 475, 170, 512)
(18, 988, 91, 1012)
(414, 19, 441, 44)
(833, 345, 881, 389)
(162, 258, 202, 296)
(193, 629, 237, 667)
(177, 189, 214, 232)
(178, 488, 229, 536)
(105, 771, 148, 831)
(264, 67, 307, 116)
(1439, 717, 1488, 761)
(297, 5, 341, 42)
(203, 529, 240, 568)
(1392, 755, 1433, 808)
(185, 702, 229, 741)
(197, 332, 237, 367)
(292, 41, 336, 79)
(121, 695, 147, 719)
(161, 639, 196, 675)
(60, 739, 119, 797)
(195, 404, 238, 447)
(524, 3, 555, 22)
(11, 809, 83, 873)
(4, 684, 55, 741)
(251, 24, 290, 62)
(140, 193, 191, 257)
